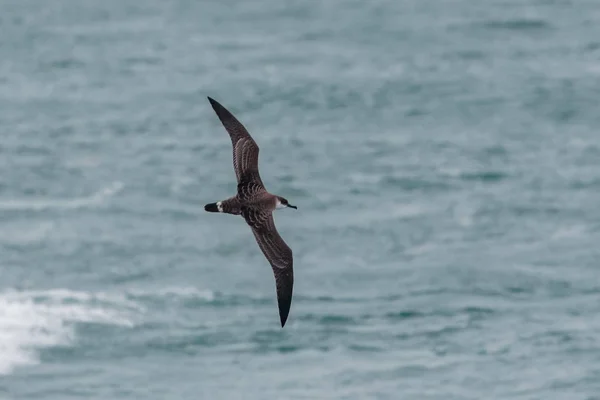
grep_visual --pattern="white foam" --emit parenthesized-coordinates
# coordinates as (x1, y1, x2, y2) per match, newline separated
(0, 221, 54, 245)
(453, 202, 476, 227)
(405, 243, 437, 256)
(0, 288, 139, 376)
(0, 181, 124, 212)
(551, 224, 587, 240)
(389, 203, 430, 219)
(126, 286, 215, 302)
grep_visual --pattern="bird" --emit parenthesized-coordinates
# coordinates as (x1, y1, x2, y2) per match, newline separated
(204, 96, 297, 327)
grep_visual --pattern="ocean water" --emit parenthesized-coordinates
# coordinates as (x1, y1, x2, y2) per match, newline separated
(1, 0, 600, 398)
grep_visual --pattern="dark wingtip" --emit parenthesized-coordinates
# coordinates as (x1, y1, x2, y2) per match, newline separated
(207, 96, 222, 111)
(207, 96, 231, 121)
(278, 296, 292, 328)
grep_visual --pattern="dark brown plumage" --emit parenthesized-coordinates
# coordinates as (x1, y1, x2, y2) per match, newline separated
(205, 97, 297, 327)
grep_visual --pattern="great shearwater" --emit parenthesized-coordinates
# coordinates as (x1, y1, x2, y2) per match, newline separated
(204, 97, 297, 327)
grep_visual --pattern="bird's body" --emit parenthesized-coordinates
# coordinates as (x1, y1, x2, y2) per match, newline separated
(204, 97, 297, 327)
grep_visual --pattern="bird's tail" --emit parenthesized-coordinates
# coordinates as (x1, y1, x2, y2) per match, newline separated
(204, 202, 220, 212)
(204, 198, 241, 215)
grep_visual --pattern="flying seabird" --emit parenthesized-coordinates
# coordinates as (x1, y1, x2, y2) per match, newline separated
(204, 97, 297, 327)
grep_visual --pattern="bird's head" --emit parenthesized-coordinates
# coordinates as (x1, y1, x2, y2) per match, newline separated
(276, 196, 297, 210)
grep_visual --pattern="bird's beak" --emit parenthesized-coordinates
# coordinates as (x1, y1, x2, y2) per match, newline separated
(288, 204, 297, 209)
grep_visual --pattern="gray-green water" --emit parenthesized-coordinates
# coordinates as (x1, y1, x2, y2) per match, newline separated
(1, 0, 600, 399)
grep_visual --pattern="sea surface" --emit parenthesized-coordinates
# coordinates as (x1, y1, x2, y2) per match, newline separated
(1, 0, 600, 399)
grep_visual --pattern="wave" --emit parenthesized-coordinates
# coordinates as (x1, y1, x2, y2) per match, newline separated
(0, 181, 124, 212)
(125, 286, 216, 302)
(479, 19, 552, 32)
(0, 221, 55, 245)
(0, 288, 139, 376)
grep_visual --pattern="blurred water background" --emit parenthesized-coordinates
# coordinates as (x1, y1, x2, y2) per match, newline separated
(1, 0, 600, 399)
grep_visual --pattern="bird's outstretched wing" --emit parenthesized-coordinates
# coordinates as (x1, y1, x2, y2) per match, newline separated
(242, 207, 294, 327)
(207, 97, 264, 190)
